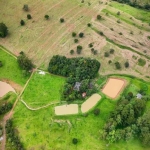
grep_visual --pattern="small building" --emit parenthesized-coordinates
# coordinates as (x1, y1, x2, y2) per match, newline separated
(136, 93, 142, 99)
(74, 82, 81, 91)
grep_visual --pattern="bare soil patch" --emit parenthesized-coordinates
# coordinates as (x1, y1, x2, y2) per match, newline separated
(55, 104, 78, 115)
(102, 78, 126, 99)
(0, 81, 16, 97)
(81, 94, 101, 113)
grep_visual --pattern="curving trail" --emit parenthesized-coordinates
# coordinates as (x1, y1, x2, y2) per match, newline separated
(21, 99, 59, 111)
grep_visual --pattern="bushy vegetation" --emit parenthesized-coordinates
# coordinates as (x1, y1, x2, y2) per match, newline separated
(0, 23, 8, 38)
(17, 52, 34, 72)
(102, 95, 150, 146)
(138, 58, 146, 66)
(48, 55, 100, 102)
(6, 119, 24, 150)
(27, 14, 32, 19)
(112, 0, 150, 10)
(48, 55, 100, 80)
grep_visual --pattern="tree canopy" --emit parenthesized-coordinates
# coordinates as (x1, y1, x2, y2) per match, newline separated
(0, 23, 8, 38)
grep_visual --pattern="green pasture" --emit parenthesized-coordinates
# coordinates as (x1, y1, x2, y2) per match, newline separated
(22, 72, 66, 108)
(111, 1, 150, 23)
(0, 47, 28, 86)
(12, 74, 150, 150)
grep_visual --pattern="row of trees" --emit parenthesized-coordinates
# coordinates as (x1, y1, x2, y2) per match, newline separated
(6, 119, 24, 150)
(102, 94, 150, 146)
(113, 0, 150, 10)
(48, 55, 100, 80)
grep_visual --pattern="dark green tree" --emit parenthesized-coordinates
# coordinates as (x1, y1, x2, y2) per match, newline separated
(72, 138, 78, 145)
(27, 14, 32, 19)
(0, 23, 8, 38)
(20, 20, 25, 26)
(45, 15, 49, 20)
(79, 32, 84, 38)
(60, 18, 65, 23)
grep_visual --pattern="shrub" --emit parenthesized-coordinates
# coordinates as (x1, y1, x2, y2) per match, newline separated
(72, 138, 78, 145)
(76, 45, 82, 54)
(72, 32, 76, 37)
(119, 32, 123, 35)
(93, 50, 97, 55)
(17, 52, 34, 71)
(88, 43, 93, 48)
(60, 18, 65, 23)
(0, 23, 8, 38)
(99, 31, 104, 36)
(20, 20, 25, 26)
(23, 4, 29, 11)
(0, 61, 3, 67)
(27, 14, 32, 19)
(117, 11, 120, 15)
(97, 15, 102, 20)
(70, 50, 74, 55)
(138, 58, 146, 66)
(109, 49, 114, 54)
(45, 15, 49, 20)
(91, 48, 94, 53)
(108, 60, 112, 64)
(110, 28, 114, 31)
(104, 52, 109, 57)
(74, 39, 78, 43)
(124, 61, 129, 68)
(93, 108, 100, 116)
(115, 61, 121, 69)
(79, 32, 84, 38)
(87, 23, 91, 27)
(117, 19, 121, 23)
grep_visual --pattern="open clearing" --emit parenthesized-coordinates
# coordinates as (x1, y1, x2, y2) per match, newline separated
(55, 104, 78, 115)
(81, 93, 101, 113)
(22, 72, 65, 108)
(0, 81, 15, 97)
(102, 78, 126, 98)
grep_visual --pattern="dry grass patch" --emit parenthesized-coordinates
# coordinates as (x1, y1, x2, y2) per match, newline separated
(102, 78, 126, 99)
(81, 93, 101, 113)
(55, 104, 78, 115)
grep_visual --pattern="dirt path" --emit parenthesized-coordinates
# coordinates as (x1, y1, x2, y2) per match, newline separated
(21, 99, 59, 111)
(1, 71, 35, 150)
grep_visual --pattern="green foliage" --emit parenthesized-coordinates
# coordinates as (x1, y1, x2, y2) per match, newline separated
(48, 55, 100, 80)
(74, 39, 78, 43)
(76, 45, 82, 54)
(44, 15, 49, 20)
(23, 4, 28, 11)
(109, 49, 114, 54)
(0, 23, 8, 38)
(0, 60, 3, 67)
(88, 43, 93, 48)
(20, 20, 25, 26)
(97, 15, 102, 20)
(93, 108, 100, 116)
(72, 32, 76, 37)
(79, 32, 84, 38)
(103, 96, 148, 145)
(115, 61, 121, 69)
(6, 119, 24, 150)
(125, 61, 129, 68)
(138, 58, 146, 66)
(27, 14, 32, 19)
(70, 49, 74, 55)
(87, 23, 91, 27)
(60, 18, 65, 23)
(17, 52, 34, 71)
(72, 138, 78, 144)
(104, 52, 109, 57)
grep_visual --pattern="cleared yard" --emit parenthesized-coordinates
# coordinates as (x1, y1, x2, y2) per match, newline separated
(81, 93, 101, 113)
(55, 104, 78, 115)
(102, 78, 126, 99)
(0, 81, 15, 97)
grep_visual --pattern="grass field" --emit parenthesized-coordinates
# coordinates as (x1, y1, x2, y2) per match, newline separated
(0, 47, 28, 86)
(110, 1, 150, 23)
(22, 72, 66, 108)
(12, 75, 150, 150)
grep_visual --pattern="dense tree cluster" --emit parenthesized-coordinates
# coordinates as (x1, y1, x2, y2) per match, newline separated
(102, 95, 150, 146)
(17, 52, 34, 72)
(113, 0, 150, 10)
(0, 23, 8, 38)
(48, 55, 100, 102)
(6, 119, 24, 150)
(48, 55, 100, 80)
(0, 102, 12, 115)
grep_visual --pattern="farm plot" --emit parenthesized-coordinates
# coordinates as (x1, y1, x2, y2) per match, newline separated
(0, 0, 107, 68)
(22, 72, 65, 108)
(81, 93, 101, 113)
(102, 78, 126, 98)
